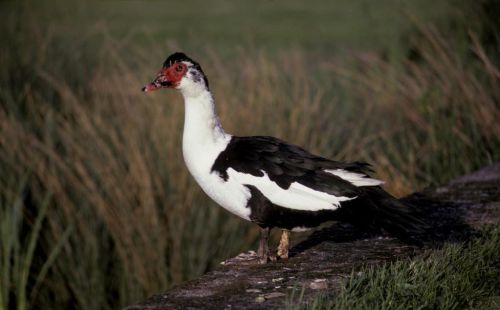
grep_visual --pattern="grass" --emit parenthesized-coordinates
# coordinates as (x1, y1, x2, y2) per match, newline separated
(0, 181, 72, 310)
(1, 0, 499, 309)
(0, 0, 461, 56)
(288, 227, 500, 310)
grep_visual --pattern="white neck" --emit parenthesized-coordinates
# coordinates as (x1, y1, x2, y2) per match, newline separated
(181, 88, 230, 178)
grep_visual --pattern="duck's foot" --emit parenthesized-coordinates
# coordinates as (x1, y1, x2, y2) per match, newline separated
(277, 230, 290, 260)
(257, 253, 277, 264)
(257, 227, 274, 264)
(222, 227, 281, 265)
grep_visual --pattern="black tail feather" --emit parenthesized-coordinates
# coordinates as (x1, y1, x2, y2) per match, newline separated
(336, 187, 429, 246)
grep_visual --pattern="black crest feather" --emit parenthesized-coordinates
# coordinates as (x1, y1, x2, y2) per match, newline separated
(163, 52, 209, 88)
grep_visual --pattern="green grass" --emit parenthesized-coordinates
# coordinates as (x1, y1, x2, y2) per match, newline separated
(289, 227, 500, 310)
(0, 0, 468, 57)
(0, 180, 72, 310)
(0, 0, 499, 309)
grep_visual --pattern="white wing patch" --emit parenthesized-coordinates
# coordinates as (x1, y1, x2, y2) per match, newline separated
(227, 168, 356, 212)
(325, 169, 384, 187)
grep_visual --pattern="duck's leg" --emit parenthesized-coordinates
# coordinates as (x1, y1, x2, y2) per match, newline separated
(277, 229, 290, 259)
(257, 227, 271, 264)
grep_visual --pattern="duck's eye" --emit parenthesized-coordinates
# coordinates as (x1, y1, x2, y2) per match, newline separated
(176, 64, 183, 72)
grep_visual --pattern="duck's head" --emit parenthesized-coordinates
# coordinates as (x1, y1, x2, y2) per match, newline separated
(142, 52, 208, 96)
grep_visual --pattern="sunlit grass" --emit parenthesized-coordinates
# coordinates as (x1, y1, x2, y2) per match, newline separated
(288, 227, 500, 310)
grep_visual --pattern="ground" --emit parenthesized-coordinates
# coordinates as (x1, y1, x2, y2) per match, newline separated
(125, 164, 500, 310)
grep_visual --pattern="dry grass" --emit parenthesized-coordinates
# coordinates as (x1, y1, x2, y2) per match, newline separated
(331, 26, 500, 195)
(1, 14, 499, 310)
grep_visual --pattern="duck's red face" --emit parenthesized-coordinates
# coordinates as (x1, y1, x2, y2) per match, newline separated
(142, 62, 188, 92)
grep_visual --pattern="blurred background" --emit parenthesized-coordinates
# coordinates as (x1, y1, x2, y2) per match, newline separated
(1, 0, 499, 309)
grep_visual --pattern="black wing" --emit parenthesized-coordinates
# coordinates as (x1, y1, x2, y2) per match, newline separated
(211, 136, 376, 198)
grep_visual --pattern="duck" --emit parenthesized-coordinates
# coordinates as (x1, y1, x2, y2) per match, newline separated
(142, 52, 425, 264)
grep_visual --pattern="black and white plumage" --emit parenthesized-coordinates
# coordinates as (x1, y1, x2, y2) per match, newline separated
(143, 52, 425, 263)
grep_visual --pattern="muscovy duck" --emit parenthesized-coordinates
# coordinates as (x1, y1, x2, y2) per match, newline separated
(142, 52, 424, 263)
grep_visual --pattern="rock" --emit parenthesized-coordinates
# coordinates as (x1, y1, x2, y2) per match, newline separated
(245, 289, 261, 293)
(124, 164, 500, 310)
(263, 292, 286, 299)
(221, 251, 260, 265)
(309, 279, 328, 290)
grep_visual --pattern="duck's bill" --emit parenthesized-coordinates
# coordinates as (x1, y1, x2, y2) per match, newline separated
(142, 71, 174, 92)
(142, 80, 175, 92)
(142, 82, 160, 92)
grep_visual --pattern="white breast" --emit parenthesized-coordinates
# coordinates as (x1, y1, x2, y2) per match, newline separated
(181, 91, 252, 221)
(183, 139, 252, 221)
